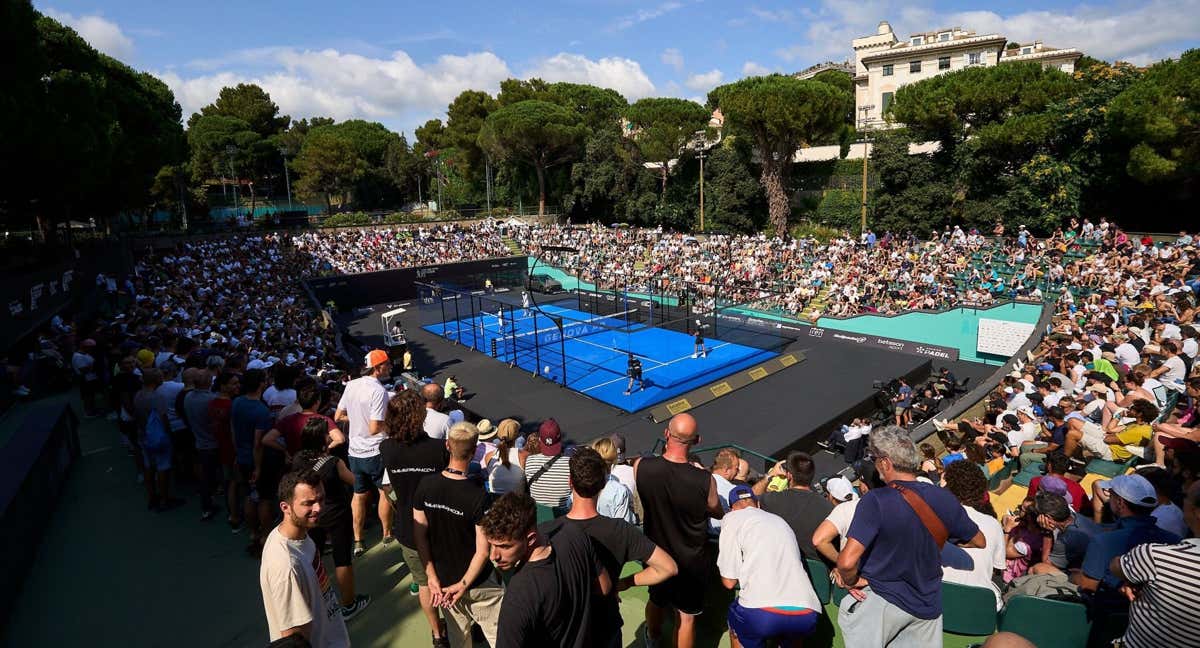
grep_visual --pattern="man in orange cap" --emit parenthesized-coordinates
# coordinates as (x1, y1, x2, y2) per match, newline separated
(335, 349, 394, 557)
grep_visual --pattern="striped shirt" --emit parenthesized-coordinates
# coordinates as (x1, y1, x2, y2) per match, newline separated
(524, 453, 571, 509)
(1119, 537, 1200, 648)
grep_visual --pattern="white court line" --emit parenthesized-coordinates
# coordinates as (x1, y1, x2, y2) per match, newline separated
(579, 342, 733, 393)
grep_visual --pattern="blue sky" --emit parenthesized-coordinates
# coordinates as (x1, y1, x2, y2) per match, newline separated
(37, 0, 1200, 136)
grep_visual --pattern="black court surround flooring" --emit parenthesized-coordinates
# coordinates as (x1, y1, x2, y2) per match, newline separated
(339, 302, 993, 474)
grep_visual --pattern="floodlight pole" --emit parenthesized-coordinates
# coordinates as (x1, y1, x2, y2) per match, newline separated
(528, 246, 578, 385)
(279, 146, 294, 210)
(857, 105, 875, 236)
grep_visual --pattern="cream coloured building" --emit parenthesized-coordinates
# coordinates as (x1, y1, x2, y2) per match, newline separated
(852, 21, 1081, 129)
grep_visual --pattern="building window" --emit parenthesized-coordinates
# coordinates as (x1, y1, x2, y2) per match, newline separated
(938, 56, 950, 70)
(968, 52, 982, 65)
(882, 92, 894, 114)
(939, 32, 951, 42)
(911, 37, 923, 46)
(1021, 46, 1033, 55)
(882, 64, 893, 76)
(910, 60, 922, 73)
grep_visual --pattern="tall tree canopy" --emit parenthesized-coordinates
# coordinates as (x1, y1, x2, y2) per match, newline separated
(624, 98, 709, 197)
(709, 75, 849, 236)
(478, 100, 588, 215)
(1106, 49, 1199, 184)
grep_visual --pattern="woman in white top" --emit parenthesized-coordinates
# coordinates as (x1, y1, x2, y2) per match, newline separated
(483, 418, 526, 495)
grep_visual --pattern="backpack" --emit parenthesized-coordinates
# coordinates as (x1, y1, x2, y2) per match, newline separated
(1002, 572, 1085, 606)
(144, 407, 171, 452)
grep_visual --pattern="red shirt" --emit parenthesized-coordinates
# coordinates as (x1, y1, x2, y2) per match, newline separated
(275, 411, 338, 453)
(208, 396, 234, 466)
(1028, 475, 1091, 514)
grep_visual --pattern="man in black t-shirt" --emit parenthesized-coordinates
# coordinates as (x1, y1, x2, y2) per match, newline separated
(483, 492, 611, 648)
(413, 421, 502, 647)
(635, 413, 724, 648)
(752, 451, 833, 561)
(624, 353, 643, 395)
(541, 448, 678, 644)
(381, 389, 450, 645)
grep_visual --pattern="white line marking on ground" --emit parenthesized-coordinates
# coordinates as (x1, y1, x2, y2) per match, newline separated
(579, 343, 734, 393)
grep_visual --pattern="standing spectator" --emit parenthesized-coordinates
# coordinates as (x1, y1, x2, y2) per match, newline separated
(234, 369, 274, 553)
(608, 433, 636, 495)
(590, 437, 635, 523)
(834, 426, 984, 647)
(209, 372, 241, 530)
(292, 419, 370, 621)
(335, 349, 393, 556)
(940, 459, 1007, 610)
(541, 447, 678, 645)
(413, 422, 503, 647)
(111, 355, 144, 483)
(812, 476, 864, 564)
(259, 470, 350, 648)
(483, 493, 611, 648)
(182, 367, 219, 521)
(1111, 480, 1200, 648)
(134, 368, 182, 511)
(708, 448, 740, 533)
(753, 451, 833, 561)
(718, 485, 823, 648)
(421, 383, 452, 440)
(72, 338, 100, 416)
(482, 418, 526, 496)
(380, 391, 448, 646)
(636, 413, 725, 648)
(525, 419, 573, 515)
(893, 378, 913, 427)
(264, 365, 300, 418)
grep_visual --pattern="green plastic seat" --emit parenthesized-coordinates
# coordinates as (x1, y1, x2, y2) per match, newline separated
(998, 595, 1091, 648)
(1086, 456, 1139, 478)
(805, 557, 831, 605)
(941, 582, 998, 636)
(1012, 463, 1042, 487)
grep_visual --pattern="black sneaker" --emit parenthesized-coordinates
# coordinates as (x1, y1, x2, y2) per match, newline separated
(382, 535, 395, 546)
(341, 594, 371, 621)
(200, 509, 216, 522)
(432, 635, 450, 648)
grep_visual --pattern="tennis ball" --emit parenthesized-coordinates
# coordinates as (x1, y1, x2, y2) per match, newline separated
(544, 365, 551, 374)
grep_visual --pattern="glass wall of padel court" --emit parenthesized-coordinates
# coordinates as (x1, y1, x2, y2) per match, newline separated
(416, 278, 800, 412)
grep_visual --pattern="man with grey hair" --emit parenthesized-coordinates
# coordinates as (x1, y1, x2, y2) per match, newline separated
(834, 426, 985, 647)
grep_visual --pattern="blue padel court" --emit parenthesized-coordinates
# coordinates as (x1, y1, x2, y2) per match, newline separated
(423, 303, 779, 412)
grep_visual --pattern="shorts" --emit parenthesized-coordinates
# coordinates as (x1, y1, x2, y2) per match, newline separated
(728, 600, 818, 648)
(309, 515, 354, 568)
(142, 445, 172, 472)
(648, 562, 706, 616)
(348, 454, 385, 494)
(401, 543, 429, 587)
(894, 405, 909, 415)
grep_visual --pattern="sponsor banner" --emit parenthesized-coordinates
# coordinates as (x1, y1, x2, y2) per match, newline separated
(808, 326, 960, 361)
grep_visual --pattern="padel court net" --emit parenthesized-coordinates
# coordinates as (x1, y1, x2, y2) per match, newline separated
(418, 282, 794, 412)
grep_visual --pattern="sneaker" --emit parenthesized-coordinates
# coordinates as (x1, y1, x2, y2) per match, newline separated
(691, 352, 698, 359)
(432, 635, 450, 648)
(409, 582, 419, 596)
(229, 520, 243, 534)
(353, 541, 366, 558)
(340, 594, 371, 621)
(641, 625, 660, 648)
(382, 535, 395, 546)
(623, 390, 631, 396)
(12, 385, 30, 397)
(201, 509, 216, 522)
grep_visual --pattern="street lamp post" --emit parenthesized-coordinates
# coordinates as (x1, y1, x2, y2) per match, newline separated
(697, 146, 706, 232)
(279, 146, 293, 210)
(225, 145, 240, 217)
(857, 105, 875, 236)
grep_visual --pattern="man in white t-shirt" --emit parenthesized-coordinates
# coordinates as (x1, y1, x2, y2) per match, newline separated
(260, 471, 351, 648)
(1150, 341, 1188, 392)
(940, 460, 1006, 609)
(718, 485, 823, 647)
(1113, 334, 1140, 369)
(812, 477, 861, 563)
(420, 383, 452, 439)
(336, 349, 393, 556)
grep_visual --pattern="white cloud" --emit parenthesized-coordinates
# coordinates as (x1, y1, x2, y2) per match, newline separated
(44, 9, 135, 59)
(773, 0, 1200, 66)
(525, 53, 656, 99)
(684, 69, 724, 91)
(742, 61, 772, 76)
(661, 48, 684, 72)
(614, 1, 684, 30)
(160, 48, 657, 135)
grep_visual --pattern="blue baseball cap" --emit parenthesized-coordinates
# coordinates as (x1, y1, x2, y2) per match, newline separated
(729, 484, 758, 504)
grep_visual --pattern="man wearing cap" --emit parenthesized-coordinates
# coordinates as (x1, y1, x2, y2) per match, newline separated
(1072, 474, 1180, 614)
(335, 349, 394, 556)
(1111, 480, 1200, 648)
(718, 484, 823, 648)
(811, 477, 862, 564)
(524, 419, 573, 515)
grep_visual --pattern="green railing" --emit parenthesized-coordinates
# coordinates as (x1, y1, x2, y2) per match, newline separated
(648, 440, 778, 473)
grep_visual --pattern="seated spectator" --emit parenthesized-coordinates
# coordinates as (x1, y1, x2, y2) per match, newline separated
(1104, 399, 1159, 462)
(940, 459, 1006, 610)
(1025, 451, 1091, 515)
(1029, 490, 1102, 576)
